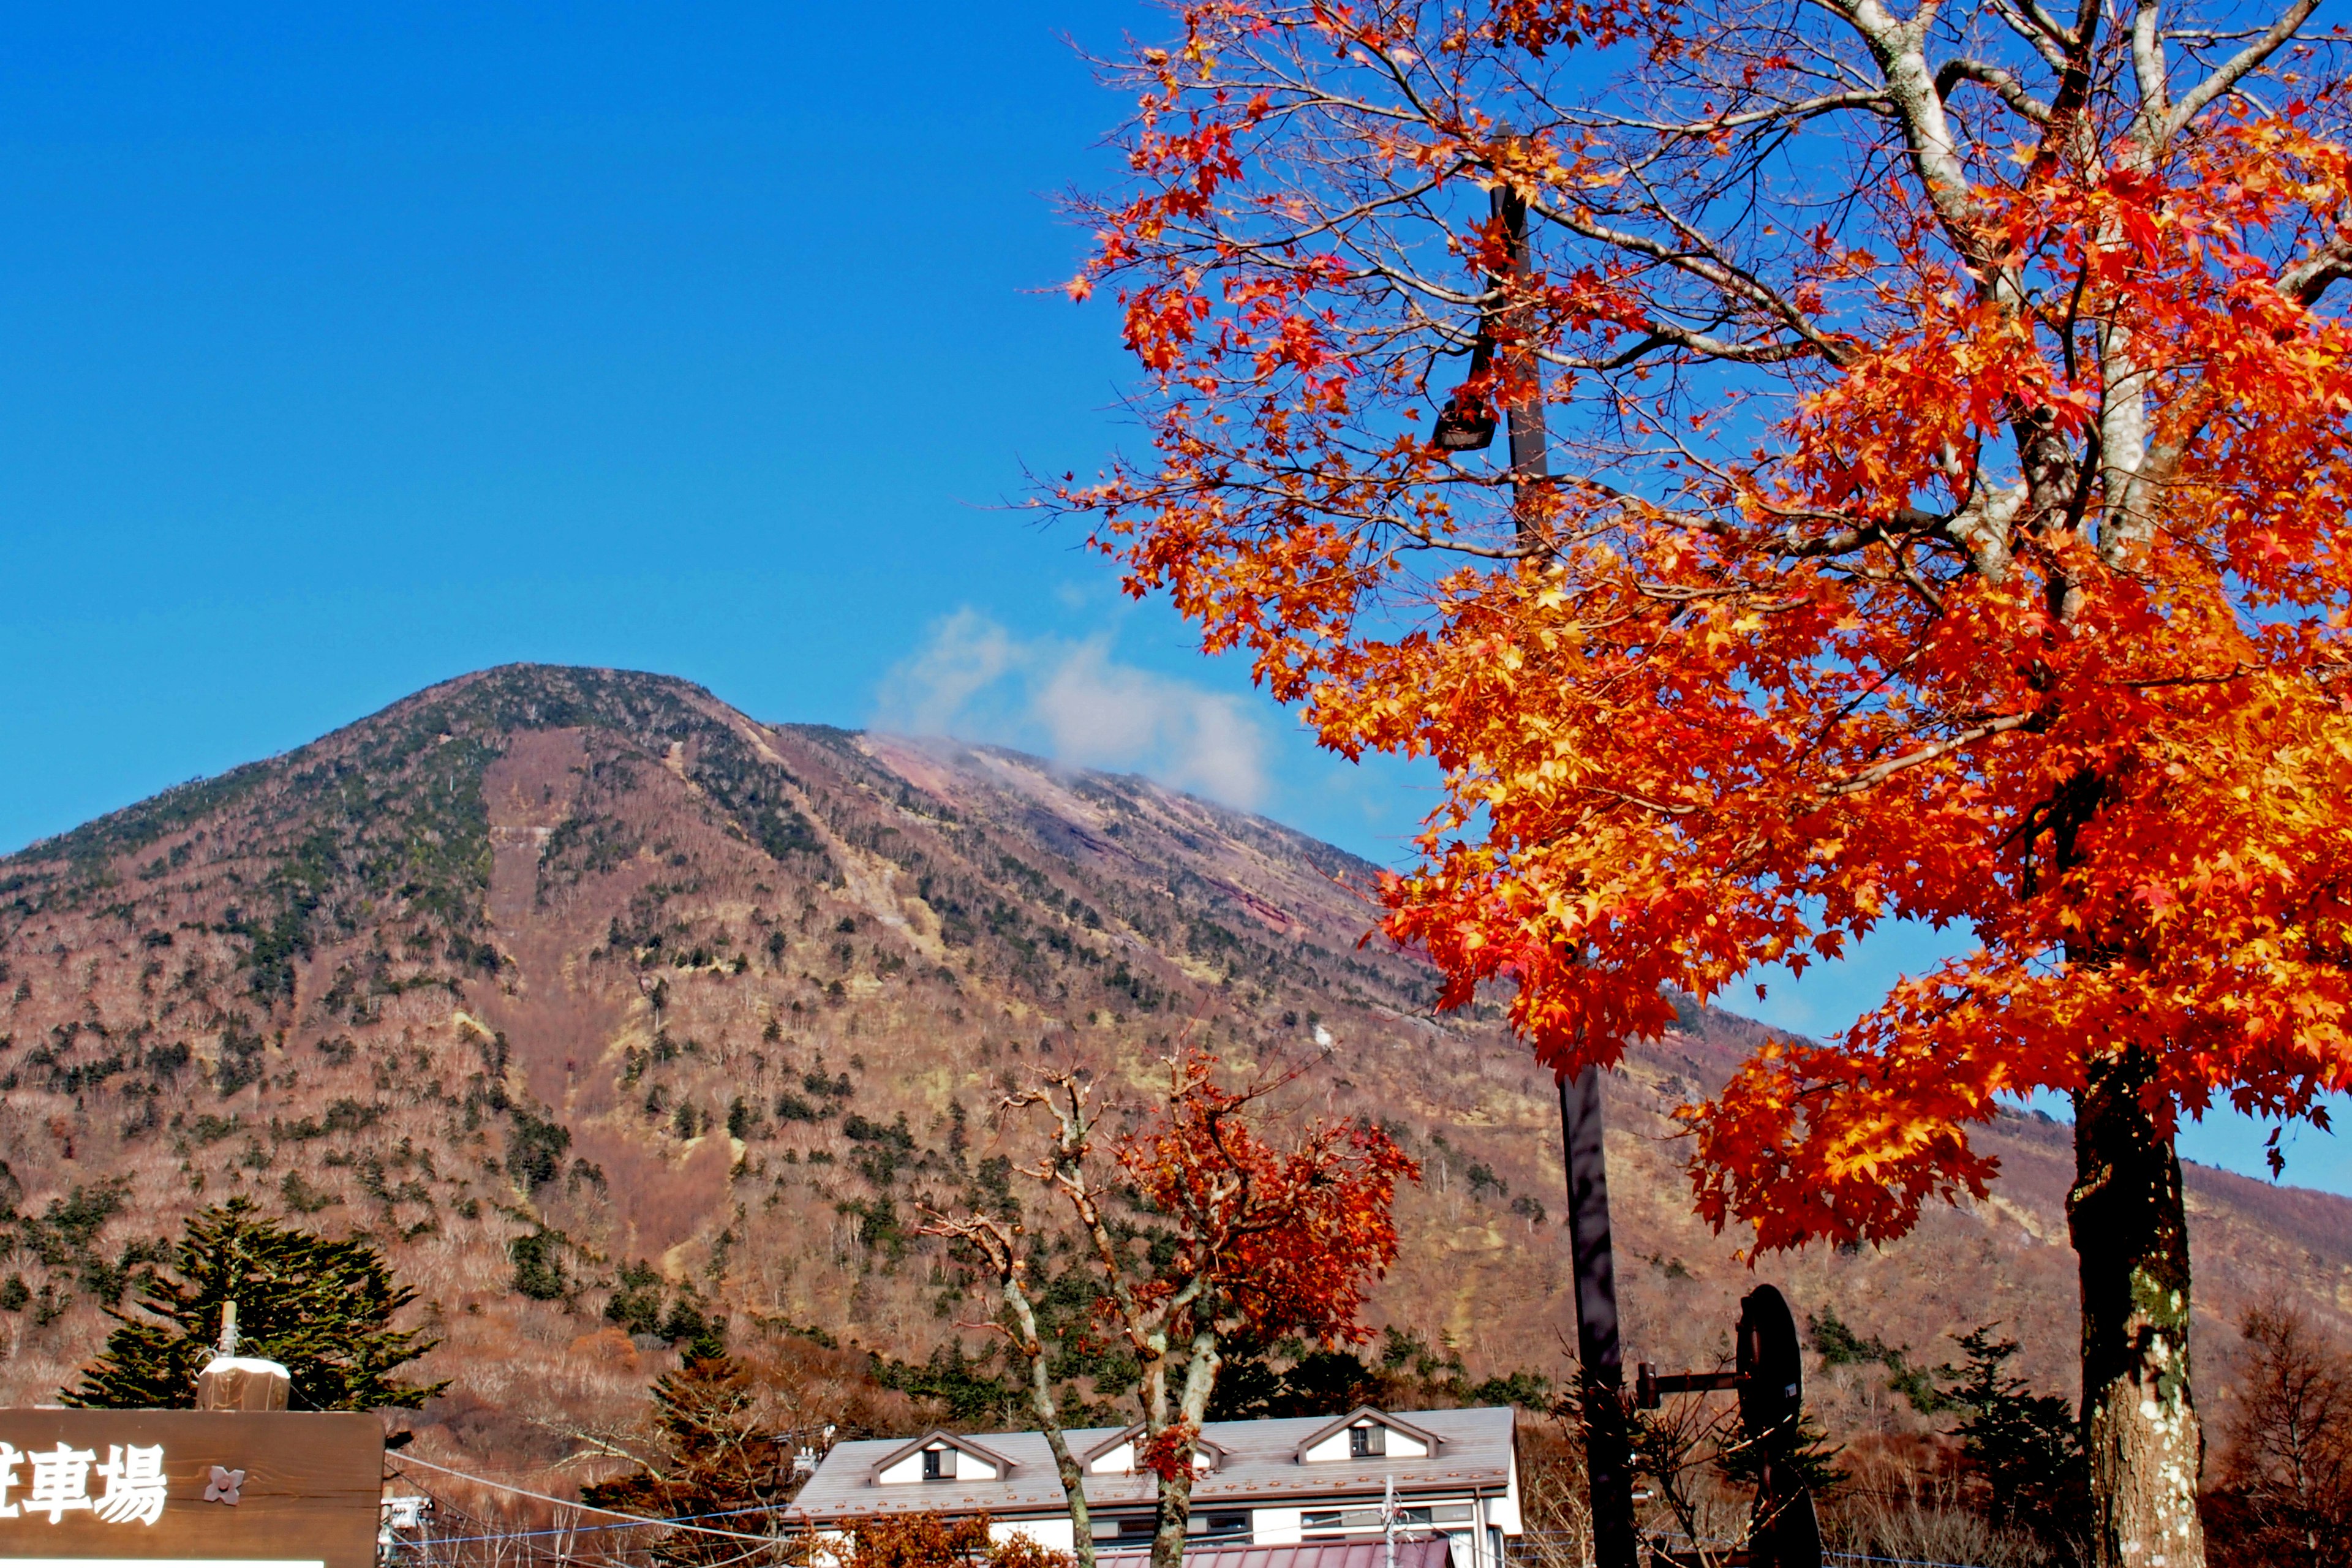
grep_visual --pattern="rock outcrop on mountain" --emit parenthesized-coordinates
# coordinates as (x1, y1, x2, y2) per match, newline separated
(1, 664, 2344, 1471)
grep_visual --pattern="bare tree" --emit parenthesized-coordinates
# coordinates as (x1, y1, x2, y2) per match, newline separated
(2214, 1302, 2352, 1568)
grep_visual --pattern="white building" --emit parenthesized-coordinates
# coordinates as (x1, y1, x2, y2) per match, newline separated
(789, 1406, 1522, 1568)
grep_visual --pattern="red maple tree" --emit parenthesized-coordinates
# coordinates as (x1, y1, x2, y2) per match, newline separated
(928, 1051, 1417, 1568)
(1054, 3, 2352, 1562)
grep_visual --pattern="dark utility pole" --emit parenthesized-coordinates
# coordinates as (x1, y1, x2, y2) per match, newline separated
(1559, 1069, 1637, 1568)
(1494, 180, 1550, 513)
(1493, 171, 1638, 1568)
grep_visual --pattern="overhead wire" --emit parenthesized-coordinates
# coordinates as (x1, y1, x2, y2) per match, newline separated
(423, 1502, 793, 1547)
(387, 1452, 796, 1543)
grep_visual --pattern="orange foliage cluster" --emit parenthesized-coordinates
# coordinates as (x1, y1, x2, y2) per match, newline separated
(1113, 1050, 1420, 1352)
(932, 1050, 1416, 1502)
(1059, 1, 2352, 1253)
(843, 1513, 1070, 1568)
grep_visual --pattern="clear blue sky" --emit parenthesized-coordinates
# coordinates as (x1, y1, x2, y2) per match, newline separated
(1, 3, 2339, 1194)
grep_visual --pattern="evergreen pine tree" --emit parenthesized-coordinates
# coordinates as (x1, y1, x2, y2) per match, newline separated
(1934, 1326, 2087, 1532)
(62, 1197, 444, 1411)
(581, 1336, 792, 1568)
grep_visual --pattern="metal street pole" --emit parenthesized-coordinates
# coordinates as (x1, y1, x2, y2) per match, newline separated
(1495, 170, 1638, 1568)
(1559, 1068, 1637, 1568)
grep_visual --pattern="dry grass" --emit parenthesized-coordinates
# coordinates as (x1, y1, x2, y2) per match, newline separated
(1821, 1479, 2067, 1568)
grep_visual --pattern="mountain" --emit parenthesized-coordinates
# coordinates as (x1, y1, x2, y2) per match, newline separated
(1, 663, 2345, 1478)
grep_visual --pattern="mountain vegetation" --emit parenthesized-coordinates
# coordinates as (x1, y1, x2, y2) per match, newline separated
(0, 664, 2343, 1550)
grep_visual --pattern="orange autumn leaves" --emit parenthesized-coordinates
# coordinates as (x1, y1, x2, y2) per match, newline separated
(1114, 1050, 1419, 1359)
(1060, 2, 2352, 1253)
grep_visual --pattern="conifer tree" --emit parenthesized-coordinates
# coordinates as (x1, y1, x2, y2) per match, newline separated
(63, 1197, 443, 1411)
(581, 1338, 793, 1568)
(1934, 1327, 2087, 1532)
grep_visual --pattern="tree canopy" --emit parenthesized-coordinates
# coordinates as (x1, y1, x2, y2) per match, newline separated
(579, 1343, 793, 1568)
(64, 1198, 444, 1411)
(1058, 2, 2352, 1561)
(929, 1050, 1417, 1568)
(1066, 0, 2352, 1242)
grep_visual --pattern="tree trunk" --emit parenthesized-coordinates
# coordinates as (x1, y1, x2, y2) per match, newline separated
(1151, 1460, 1196, 1568)
(1150, 1338, 1221, 1568)
(1000, 1268, 1095, 1568)
(2070, 1047, 2206, 1568)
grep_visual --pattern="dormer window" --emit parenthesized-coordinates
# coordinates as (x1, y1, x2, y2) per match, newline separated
(870, 1431, 1008, 1485)
(1080, 1423, 1224, 1476)
(1296, 1408, 1437, 1463)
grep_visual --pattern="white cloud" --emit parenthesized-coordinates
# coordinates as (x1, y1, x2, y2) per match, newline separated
(874, 609, 1269, 808)
(873, 608, 1019, 740)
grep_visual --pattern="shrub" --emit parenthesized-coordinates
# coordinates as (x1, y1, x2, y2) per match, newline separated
(508, 1228, 568, 1301)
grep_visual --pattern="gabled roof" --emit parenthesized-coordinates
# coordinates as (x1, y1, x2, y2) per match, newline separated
(1077, 1422, 1230, 1471)
(791, 1406, 1517, 1523)
(865, 1428, 1019, 1482)
(1290, 1408, 1444, 1462)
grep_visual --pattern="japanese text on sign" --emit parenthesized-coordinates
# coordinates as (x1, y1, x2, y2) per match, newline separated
(0, 1441, 170, 1526)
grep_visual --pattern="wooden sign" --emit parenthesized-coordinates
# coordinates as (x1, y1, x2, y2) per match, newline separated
(0, 1411, 382, 1568)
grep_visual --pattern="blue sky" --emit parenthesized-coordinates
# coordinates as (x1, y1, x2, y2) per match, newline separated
(1, 2, 2340, 1195)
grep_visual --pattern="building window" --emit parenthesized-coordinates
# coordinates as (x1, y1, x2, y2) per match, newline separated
(1349, 1423, 1386, 1459)
(1303, 1508, 1433, 1532)
(1199, 1514, 1250, 1538)
(922, 1447, 953, 1480)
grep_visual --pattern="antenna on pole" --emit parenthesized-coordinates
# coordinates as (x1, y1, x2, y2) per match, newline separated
(198, 1296, 290, 1412)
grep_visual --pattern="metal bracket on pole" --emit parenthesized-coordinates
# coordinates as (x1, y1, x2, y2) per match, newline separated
(1632, 1286, 1825, 1568)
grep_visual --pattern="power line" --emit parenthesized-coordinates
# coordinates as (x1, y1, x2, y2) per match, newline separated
(387, 1453, 789, 1543)
(424, 1502, 793, 1547)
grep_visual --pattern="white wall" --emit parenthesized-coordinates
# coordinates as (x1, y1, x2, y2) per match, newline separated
(1490, 1452, 1523, 1534)
(876, 1446, 995, 1483)
(1253, 1508, 1303, 1545)
(993, 1517, 1076, 1553)
(1087, 1441, 1211, 1474)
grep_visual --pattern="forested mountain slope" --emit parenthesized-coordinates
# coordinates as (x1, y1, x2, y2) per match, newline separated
(1, 665, 2342, 1474)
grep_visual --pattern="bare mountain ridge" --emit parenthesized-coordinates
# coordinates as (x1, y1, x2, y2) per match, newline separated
(1, 663, 2345, 1475)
